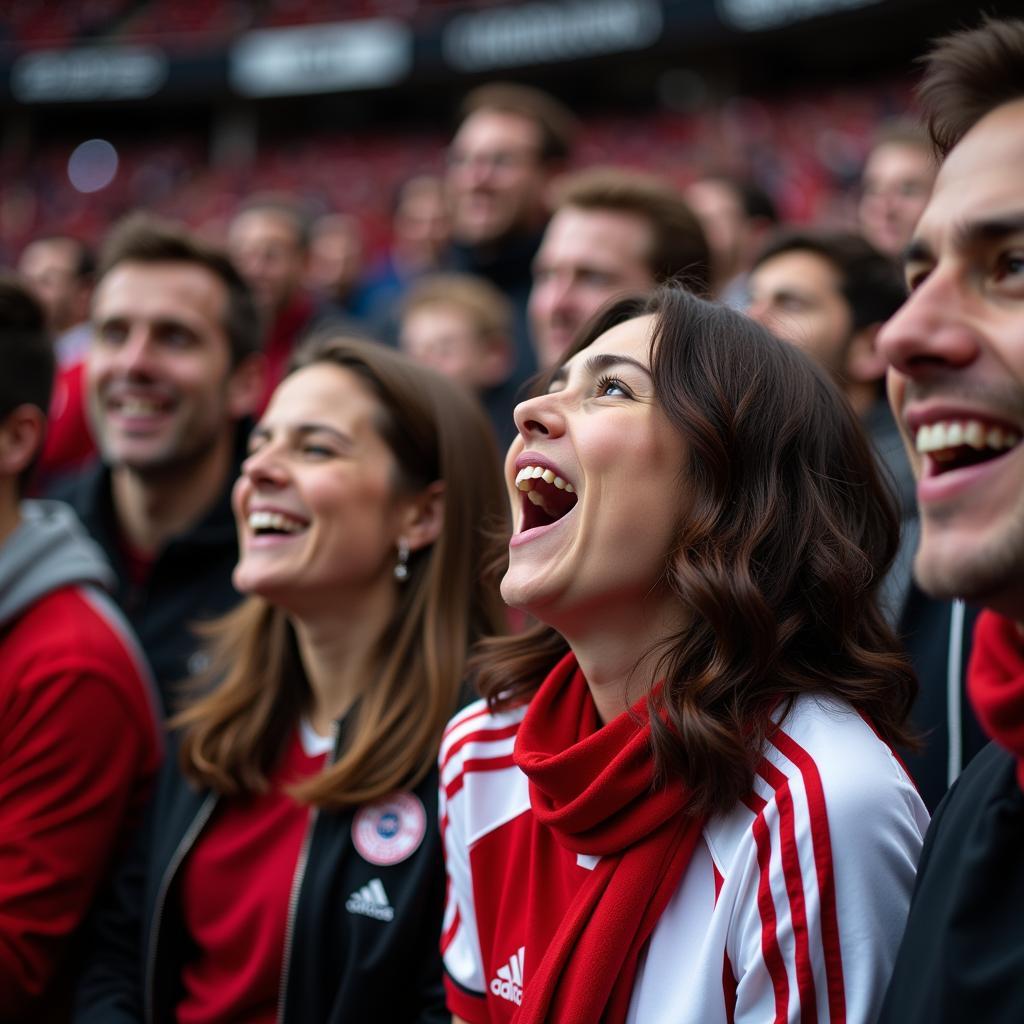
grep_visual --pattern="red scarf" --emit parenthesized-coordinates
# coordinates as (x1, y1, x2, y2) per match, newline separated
(968, 609, 1024, 792)
(512, 652, 705, 1024)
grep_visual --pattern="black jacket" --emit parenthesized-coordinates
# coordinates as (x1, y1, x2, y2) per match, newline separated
(73, 729, 448, 1024)
(48, 436, 246, 716)
(880, 741, 1024, 1023)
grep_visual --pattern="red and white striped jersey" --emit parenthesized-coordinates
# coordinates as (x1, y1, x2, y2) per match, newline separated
(439, 693, 928, 1024)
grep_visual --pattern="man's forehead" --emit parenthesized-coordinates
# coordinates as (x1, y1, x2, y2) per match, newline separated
(922, 99, 1024, 231)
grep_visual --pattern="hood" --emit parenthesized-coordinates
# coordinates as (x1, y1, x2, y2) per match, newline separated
(0, 499, 115, 628)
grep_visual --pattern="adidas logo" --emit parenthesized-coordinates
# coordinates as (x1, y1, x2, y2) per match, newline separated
(490, 946, 525, 1006)
(345, 878, 394, 922)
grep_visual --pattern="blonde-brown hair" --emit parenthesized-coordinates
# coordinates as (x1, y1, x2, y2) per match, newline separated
(401, 272, 512, 345)
(175, 336, 509, 808)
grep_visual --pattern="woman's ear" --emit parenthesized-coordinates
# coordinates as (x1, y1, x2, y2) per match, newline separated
(400, 480, 446, 553)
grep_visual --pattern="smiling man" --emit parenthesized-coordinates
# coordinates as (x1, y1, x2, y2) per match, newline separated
(529, 167, 710, 370)
(445, 82, 577, 400)
(51, 214, 264, 713)
(877, 17, 1024, 1024)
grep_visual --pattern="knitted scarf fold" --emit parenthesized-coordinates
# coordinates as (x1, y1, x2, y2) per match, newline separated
(968, 609, 1024, 792)
(512, 651, 705, 1024)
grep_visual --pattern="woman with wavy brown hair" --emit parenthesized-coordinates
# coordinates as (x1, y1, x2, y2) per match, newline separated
(75, 337, 508, 1024)
(440, 287, 928, 1024)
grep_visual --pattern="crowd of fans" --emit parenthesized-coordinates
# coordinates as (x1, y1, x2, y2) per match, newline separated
(3, 12, 1024, 1024)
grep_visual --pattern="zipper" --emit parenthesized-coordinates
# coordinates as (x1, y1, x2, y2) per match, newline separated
(276, 719, 340, 1024)
(145, 792, 218, 1024)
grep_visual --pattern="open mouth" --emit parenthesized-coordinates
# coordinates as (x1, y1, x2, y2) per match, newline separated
(514, 464, 578, 531)
(108, 394, 175, 419)
(916, 417, 1021, 475)
(247, 510, 310, 537)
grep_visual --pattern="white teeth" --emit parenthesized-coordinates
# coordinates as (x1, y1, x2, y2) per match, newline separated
(514, 465, 574, 493)
(915, 418, 1021, 455)
(248, 510, 306, 534)
(526, 491, 545, 506)
(119, 397, 163, 416)
(963, 421, 985, 449)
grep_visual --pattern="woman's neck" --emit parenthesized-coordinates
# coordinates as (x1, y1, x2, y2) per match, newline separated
(558, 594, 687, 725)
(291, 581, 397, 735)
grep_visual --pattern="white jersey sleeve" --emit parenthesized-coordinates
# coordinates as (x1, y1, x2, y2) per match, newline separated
(724, 699, 929, 1024)
(439, 702, 489, 1001)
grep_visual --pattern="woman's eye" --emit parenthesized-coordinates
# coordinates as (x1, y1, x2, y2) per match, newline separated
(595, 375, 629, 398)
(302, 445, 333, 457)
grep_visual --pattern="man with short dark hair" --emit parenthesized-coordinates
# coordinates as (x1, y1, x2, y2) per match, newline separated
(52, 213, 264, 713)
(529, 166, 711, 369)
(876, 17, 1024, 1022)
(445, 82, 577, 390)
(684, 174, 778, 307)
(748, 228, 985, 810)
(0, 276, 160, 1019)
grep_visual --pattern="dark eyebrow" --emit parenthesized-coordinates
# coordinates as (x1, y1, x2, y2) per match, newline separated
(583, 352, 652, 379)
(904, 211, 1024, 268)
(250, 422, 353, 445)
(956, 212, 1024, 248)
(549, 352, 653, 388)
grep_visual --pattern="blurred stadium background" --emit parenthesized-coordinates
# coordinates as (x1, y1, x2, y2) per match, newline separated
(1, 0, 1019, 264)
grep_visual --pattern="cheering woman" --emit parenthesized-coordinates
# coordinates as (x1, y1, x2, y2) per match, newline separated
(76, 337, 507, 1023)
(441, 288, 928, 1024)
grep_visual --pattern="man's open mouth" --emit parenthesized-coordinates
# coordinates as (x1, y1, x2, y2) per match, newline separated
(514, 464, 578, 531)
(915, 417, 1021, 475)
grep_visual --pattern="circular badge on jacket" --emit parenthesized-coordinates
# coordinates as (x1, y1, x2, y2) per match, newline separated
(352, 792, 427, 865)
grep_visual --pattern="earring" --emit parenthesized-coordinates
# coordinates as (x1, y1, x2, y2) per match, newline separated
(394, 539, 410, 581)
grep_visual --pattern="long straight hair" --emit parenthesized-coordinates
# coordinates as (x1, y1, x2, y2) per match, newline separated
(472, 288, 916, 817)
(176, 337, 509, 808)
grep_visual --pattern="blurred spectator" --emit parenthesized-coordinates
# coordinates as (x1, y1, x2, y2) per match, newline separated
(399, 272, 515, 444)
(445, 82, 577, 392)
(307, 212, 366, 316)
(0, 276, 160, 1022)
(748, 228, 984, 809)
(50, 214, 264, 714)
(684, 174, 778, 308)
(228, 196, 317, 410)
(360, 174, 453, 330)
(529, 166, 711, 369)
(17, 236, 94, 361)
(857, 121, 937, 259)
(18, 236, 97, 484)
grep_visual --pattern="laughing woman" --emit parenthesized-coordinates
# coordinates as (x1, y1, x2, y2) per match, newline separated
(440, 288, 929, 1024)
(75, 337, 507, 1023)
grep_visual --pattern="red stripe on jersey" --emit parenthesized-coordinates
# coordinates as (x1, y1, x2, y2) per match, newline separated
(723, 951, 738, 1024)
(440, 901, 461, 955)
(444, 753, 519, 801)
(441, 722, 522, 775)
(713, 862, 724, 903)
(856, 710, 919, 794)
(442, 704, 492, 743)
(770, 730, 847, 1023)
(757, 757, 818, 1024)
(748, 796, 791, 1024)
